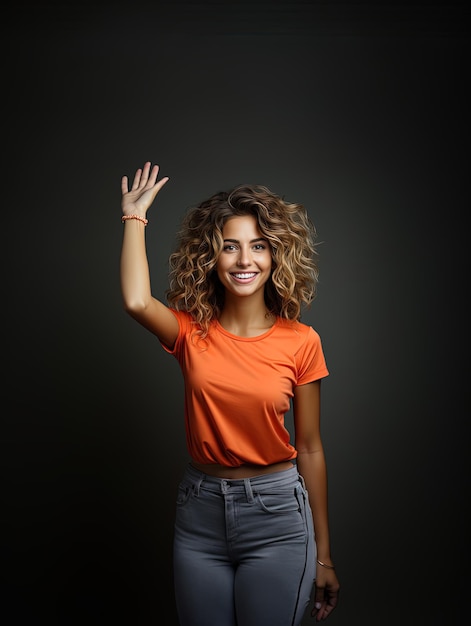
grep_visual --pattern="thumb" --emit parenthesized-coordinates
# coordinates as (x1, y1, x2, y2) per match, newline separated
(314, 583, 325, 608)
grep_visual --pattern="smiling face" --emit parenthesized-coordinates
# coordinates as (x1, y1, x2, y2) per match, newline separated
(216, 215, 273, 299)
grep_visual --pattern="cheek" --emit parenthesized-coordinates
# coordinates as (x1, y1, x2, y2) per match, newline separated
(216, 257, 227, 273)
(215, 258, 229, 282)
(264, 253, 274, 270)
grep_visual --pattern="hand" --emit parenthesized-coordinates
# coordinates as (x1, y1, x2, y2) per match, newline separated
(311, 567, 340, 621)
(121, 161, 169, 218)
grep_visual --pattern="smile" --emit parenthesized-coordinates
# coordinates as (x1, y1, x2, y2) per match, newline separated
(232, 272, 257, 278)
(231, 272, 258, 281)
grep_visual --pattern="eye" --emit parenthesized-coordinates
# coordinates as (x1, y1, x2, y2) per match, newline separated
(253, 243, 267, 251)
(223, 244, 237, 251)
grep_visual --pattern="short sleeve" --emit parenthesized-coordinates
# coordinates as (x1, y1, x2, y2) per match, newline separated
(295, 326, 329, 385)
(159, 309, 192, 359)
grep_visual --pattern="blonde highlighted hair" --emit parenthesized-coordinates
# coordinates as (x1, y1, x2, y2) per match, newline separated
(166, 184, 319, 338)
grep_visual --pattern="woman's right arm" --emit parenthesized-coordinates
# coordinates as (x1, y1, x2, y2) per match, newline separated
(120, 161, 179, 349)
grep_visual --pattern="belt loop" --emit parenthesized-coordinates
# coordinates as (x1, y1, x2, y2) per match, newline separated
(244, 478, 255, 503)
(298, 473, 306, 490)
(194, 476, 204, 496)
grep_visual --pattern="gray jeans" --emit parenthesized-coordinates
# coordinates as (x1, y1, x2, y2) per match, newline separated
(173, 463, 316, 626)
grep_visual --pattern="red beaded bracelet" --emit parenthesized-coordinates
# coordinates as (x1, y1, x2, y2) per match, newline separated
(122, 214, 148, 225)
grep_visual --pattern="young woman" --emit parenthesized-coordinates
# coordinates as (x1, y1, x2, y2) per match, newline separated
(120, 162, 340, 625)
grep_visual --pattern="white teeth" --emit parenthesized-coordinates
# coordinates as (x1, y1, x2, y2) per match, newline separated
(233, 273, 256, 279)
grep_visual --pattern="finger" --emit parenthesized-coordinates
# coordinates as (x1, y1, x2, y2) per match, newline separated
(131, 167, 143, 191)
(121, 175, 129, 196)
(311, 601, 321, 618)
(146, 164, 160, 187)
(314, 585, 325, 607)
(154, 176, 169, 192)
(315, 593, 339, 621)
(312, 602, 327, 622)
(138, 161, 153, 188)
(319, 602, 337, 620)
(147, 176, 170, 203)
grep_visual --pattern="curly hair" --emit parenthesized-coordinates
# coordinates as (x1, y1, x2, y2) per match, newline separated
(166, 184, 319, 339)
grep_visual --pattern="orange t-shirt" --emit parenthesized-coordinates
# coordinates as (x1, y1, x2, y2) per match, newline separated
(162, 309, 329, 467)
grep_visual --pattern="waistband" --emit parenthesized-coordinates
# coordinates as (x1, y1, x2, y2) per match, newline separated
(182, 462, 304, 500)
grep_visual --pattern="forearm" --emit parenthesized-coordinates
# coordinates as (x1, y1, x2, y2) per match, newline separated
(296, 449, 333, 563)
(120, 219, 153, 312)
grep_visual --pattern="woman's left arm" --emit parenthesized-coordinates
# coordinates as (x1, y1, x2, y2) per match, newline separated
(293, 380, 340, 621)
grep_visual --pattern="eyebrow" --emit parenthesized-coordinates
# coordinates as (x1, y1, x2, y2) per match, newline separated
(223, 237, 268, 244)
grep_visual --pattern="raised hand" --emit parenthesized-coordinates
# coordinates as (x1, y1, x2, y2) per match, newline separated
(121, 161, 169, 218)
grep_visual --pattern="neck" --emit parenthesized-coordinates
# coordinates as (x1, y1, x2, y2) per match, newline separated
(218, 296, 274, 336)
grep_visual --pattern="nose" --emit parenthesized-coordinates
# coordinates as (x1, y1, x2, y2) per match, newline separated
(237, 246, 252, 266)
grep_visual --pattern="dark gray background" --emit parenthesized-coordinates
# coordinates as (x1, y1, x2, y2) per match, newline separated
(2, 2, 468, 624)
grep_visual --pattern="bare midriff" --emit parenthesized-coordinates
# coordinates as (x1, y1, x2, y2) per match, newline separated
(191, 460, 294, 479)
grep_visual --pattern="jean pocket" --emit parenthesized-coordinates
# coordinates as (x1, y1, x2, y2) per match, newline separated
(256, 490, 301, 514)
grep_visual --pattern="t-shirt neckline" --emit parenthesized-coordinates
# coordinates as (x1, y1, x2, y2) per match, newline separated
(214, 318, 280, 342)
